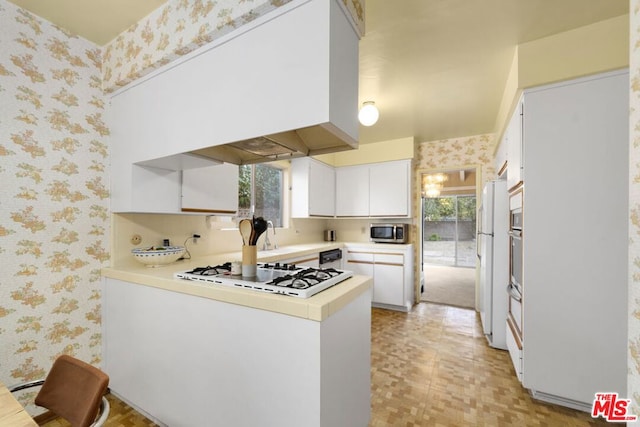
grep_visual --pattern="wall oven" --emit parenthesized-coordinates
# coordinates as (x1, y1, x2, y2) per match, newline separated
(506, 189, 524, 381)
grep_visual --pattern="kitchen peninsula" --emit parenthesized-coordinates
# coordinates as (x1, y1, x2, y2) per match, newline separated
(102, 244, 372, 427)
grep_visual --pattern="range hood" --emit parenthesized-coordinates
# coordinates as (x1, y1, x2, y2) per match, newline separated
(188, 123, 357, 165)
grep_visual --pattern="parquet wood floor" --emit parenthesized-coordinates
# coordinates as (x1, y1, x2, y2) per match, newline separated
(48, 303, 606, 426)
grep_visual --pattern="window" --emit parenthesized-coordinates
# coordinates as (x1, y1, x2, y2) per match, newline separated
(238, 163, 284, 227)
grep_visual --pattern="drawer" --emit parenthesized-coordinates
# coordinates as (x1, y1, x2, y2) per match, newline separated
(373, 253, 403, 265)
(506, 319, 523, 382)
(346, 252, 374, 263)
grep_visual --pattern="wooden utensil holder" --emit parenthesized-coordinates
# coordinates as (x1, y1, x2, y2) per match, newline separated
(242, 245, 257, 277)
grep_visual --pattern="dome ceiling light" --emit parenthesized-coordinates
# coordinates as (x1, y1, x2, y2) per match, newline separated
(358, 101, 379, 126)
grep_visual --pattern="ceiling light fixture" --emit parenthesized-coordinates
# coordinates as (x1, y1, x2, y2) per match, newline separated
(422, 173, 448, 198)
(358, 101, 379, 126)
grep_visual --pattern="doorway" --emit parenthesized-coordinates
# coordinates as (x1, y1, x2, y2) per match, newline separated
(420, 169, 477, 308)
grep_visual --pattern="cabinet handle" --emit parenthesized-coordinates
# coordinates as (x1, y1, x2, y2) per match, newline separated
(507, 283, 522, 302)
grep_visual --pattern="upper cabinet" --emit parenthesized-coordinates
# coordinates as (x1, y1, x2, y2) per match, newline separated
(108, 0, 360, 213)
(369, 161, 410, 217)
(291, 158, 335, 218)
(335, 165, 370, 217)
(506, 96, 524, 191)
(494, 131, 508, 179)
(182, 163, 239, 214)
(336, 159, 411, 218)
(115, 163, 239, 214)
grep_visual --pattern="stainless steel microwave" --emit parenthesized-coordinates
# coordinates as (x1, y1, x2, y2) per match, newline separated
(370, 223, 409, 244)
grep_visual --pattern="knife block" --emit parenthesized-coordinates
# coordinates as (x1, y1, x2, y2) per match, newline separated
(242, 245, 257, 277)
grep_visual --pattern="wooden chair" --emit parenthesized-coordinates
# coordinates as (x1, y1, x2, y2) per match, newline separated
(10, 355, 110, 427)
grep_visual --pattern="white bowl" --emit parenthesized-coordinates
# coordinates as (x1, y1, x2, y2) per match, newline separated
(132, 246, 185, 267)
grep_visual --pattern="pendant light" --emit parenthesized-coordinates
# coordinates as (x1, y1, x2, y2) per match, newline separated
(358, 101, 379, 126)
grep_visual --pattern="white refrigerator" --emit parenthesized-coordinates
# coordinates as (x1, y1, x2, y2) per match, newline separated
(477, 180, 508, 350)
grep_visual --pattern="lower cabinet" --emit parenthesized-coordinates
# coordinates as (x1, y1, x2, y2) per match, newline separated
(372, 254, 404, 306)
(344, 244, 414, 311)
(103, 277, 372, 427)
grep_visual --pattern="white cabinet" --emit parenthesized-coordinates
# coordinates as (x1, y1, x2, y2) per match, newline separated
(344, 244, 414, 311)
(494, 131, 508, 178)
(291, 158, 335, 217)
(372, 253, 405, 306)
(103, 277, 371, 427)
(335, 160, 411, 218)
(335, 165, 370, 217)
(369, 161, 410, 217)
(516, 71, 627, 408)
(345, 251, 374, 277)
(182, 163, 239, 214)
(125, 165, 182, 213)
(506, 96, 523, 191)
(109, 0, 359, 213)
(112, 163, 238, 214)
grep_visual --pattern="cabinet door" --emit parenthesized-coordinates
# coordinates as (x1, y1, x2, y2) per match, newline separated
(369, 160, 410, 217)
(129, 165, 182, 213)
(308, 159, 335, 216)
(335, 165, 369, 216)
(291, 158, 335, 218)
(506, 98, 523, 191)
(182, 163, 239, 213)
(495, 134, 508, 178)
(345, 251, 374, 277)
(372, 253, 404, 306)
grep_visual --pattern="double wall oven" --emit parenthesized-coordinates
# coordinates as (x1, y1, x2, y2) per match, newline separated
(506, 188, 523, 381)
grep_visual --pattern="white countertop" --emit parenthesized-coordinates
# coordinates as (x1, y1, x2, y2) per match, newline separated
(102, 242, 374, 322)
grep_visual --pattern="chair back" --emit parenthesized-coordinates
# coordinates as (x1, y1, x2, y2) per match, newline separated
(34, 355, 109, 427)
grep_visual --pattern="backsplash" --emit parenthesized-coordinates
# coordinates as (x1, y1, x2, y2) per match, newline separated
(0, 0, 108, 398)
(113, 213, 328, 268)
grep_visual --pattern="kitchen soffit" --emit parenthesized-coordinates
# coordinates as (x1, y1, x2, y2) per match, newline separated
(9, 0, 629, 145)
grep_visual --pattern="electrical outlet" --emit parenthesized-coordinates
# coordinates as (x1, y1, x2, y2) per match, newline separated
(130, 234, 142, 245)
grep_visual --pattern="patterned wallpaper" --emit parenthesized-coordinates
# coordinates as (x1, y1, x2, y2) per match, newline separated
(630, 1, 640, 419)
(103, 0, 365, 93)
(416, 134, 496, 180)
(0, 0, 109, 402)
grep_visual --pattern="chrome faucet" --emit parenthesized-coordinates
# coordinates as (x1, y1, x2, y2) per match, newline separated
(263, 220, 278, 251)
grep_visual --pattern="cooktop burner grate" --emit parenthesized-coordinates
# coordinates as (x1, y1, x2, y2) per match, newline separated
(186, 263, 231, 276)
(174, 264, 353, 298)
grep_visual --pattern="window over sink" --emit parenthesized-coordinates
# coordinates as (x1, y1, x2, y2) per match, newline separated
(239, 163, 285, 227)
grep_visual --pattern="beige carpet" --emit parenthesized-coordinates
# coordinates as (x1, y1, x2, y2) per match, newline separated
(421, 264, 476, 309)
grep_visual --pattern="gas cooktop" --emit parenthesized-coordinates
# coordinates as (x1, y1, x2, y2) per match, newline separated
(174, 262, 353, 298)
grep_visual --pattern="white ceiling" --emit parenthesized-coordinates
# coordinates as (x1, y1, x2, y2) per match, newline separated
(8, 0, 629, 144)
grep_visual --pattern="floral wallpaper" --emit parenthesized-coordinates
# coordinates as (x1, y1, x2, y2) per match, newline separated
(630, 1, 640, 419)
(103, 0, 365, 93)
(0, 0, 109, 403)
(416, 133, 496, 180)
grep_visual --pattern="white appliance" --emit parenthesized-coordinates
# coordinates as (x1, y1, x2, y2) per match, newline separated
(175, 262, 353, 299)
(477, 180, 509, 350)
